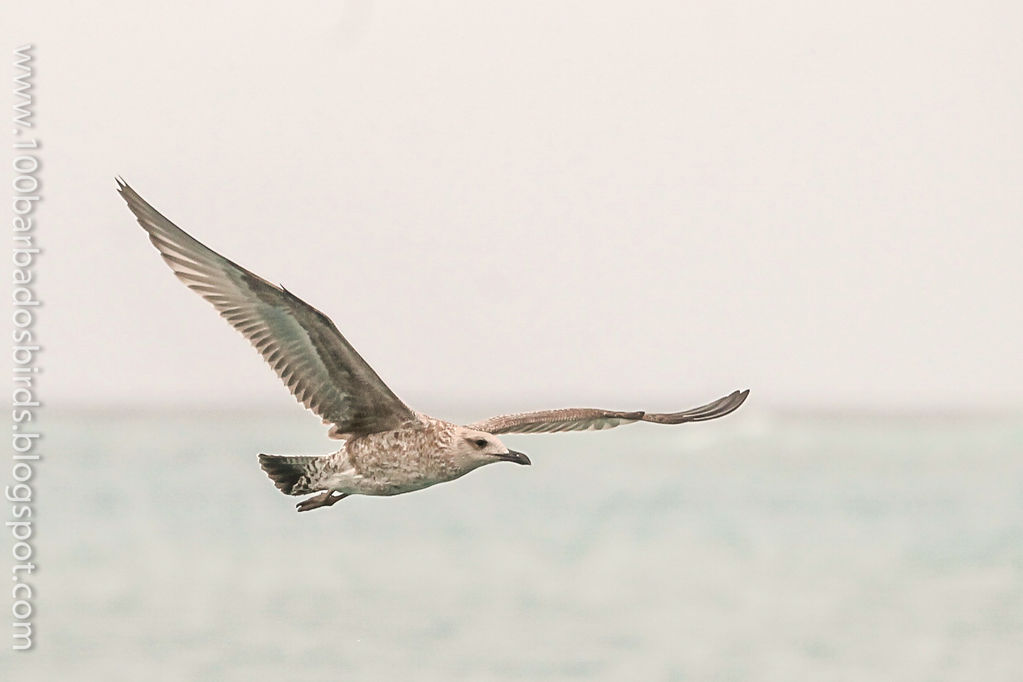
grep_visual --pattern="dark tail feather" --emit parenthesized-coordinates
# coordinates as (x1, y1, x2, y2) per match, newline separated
(258, 454, 319, 495)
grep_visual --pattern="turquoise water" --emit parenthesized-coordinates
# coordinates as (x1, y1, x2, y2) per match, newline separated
(6, 412, 1023, 680)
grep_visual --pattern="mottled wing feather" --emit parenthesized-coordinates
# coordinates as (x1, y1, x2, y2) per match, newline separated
(117, 179, 415, 437)
(469, 389, 749, 435)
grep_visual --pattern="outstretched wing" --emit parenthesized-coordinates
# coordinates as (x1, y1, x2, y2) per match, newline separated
(468, 389, 749, 434)
(117, 178, 416, 437)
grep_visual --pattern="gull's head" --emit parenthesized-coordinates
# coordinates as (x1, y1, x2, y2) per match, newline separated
(453, 427, 530, 468)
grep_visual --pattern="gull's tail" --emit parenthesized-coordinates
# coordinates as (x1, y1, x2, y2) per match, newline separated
(258, 454, 323, 495)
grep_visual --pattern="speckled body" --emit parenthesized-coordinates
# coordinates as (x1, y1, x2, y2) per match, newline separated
(120, 180, 743, 513)
(294, 415, 491, 496)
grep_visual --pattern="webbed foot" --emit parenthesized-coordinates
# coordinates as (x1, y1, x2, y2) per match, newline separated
(296, 490, 349, 512)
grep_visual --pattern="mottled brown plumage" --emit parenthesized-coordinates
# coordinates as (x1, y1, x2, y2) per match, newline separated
(467, 390, 749, 434)
(118, 178, 748, 512)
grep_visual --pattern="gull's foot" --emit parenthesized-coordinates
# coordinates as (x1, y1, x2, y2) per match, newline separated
(296, 491, 349, 512)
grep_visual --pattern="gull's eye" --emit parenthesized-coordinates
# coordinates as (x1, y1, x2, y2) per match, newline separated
(473, 439, 488, 448)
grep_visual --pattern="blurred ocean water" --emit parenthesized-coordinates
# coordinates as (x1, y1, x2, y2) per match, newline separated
(6, 411, 1023, 680)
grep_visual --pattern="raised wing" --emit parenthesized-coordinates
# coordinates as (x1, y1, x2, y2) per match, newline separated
(468, 389, 749, 435)
(117, 178, 416, 437)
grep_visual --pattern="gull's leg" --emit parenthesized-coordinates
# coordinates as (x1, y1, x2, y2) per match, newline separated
(296, 490, 349, 512)
(296, 491, 332, 512)
(324, 491, 349, 506)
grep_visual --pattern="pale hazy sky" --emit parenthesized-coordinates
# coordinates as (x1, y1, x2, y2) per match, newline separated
(10, 1, 1022, 413)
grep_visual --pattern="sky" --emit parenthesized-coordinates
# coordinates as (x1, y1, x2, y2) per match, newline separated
(8, 1, 1022, 414)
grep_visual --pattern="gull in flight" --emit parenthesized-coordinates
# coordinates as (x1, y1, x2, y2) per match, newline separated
(117, 179, 749, 512)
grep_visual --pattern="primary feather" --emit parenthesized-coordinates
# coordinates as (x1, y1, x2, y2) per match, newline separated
(117, 179, 414, 437)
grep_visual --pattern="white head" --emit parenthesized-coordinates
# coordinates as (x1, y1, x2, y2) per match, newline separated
(449, 426, 531, 471)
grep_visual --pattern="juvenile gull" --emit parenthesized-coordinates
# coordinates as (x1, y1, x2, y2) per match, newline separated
(117, 179, 750, 512)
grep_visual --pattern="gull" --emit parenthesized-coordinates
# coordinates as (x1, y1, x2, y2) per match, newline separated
(117, 179, 749, 512)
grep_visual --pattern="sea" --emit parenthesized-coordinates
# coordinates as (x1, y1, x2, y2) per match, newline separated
(5, 410, 1022, 680)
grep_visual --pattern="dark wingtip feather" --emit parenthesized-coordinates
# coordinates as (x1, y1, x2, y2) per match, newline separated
(642, 388, 750, 424)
